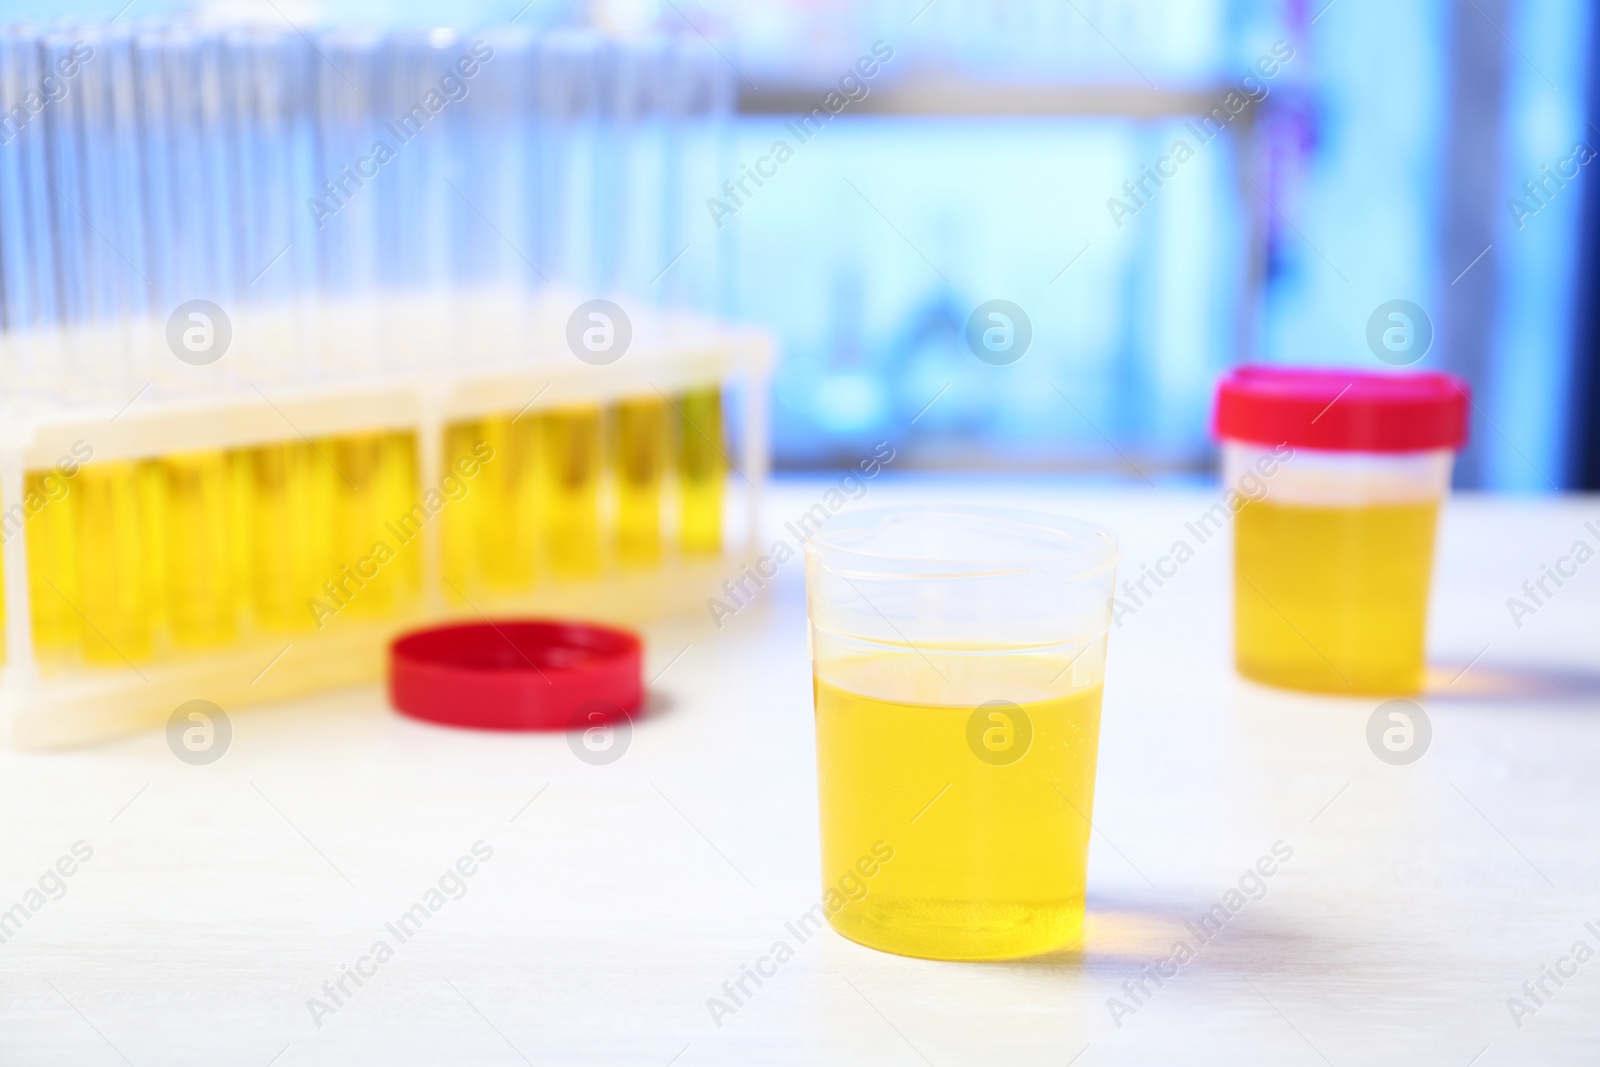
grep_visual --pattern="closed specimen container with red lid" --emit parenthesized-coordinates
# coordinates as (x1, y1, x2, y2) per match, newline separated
(1212, 366, 1469, 695)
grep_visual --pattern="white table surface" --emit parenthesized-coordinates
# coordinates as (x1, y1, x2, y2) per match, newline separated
(2, 475, 1598, 1066)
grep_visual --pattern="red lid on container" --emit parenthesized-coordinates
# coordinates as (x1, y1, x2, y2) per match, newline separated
(1213, 365, 1470, 452)
(389, 620, 643, 731)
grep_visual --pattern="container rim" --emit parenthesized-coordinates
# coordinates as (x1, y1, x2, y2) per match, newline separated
(805, 504, 1121, 581)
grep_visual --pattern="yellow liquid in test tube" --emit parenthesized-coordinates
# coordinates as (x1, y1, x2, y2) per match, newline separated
(163, 450, 237, 647)
(615, 398, 664, 566)
(1234, 500, 1438, 694)
(246, 442, 324, 631)
(441, 420, 485, 596)
(23, 469, 81, 661)
(487, 417, 538, 590)
(74, 461, 155, 664)
(324, 433, 418, 618)
(541, 406, 601, 578)
(443, 416, 534, 595)
(678, 386, 723, 554)
(814, 659, 1103, 961)
(382, 433, 421, 603)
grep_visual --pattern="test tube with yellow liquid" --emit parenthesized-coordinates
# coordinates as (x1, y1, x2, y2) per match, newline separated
(806, 506, 1120, 961)
(540, 406, 601, 578)
(322, 432, 419, 620)
(163, 450, 237, 647)
(228, 449, 252, 624)
(74, 461, 158, 665)
(380, 432, 422, 600)
(481, 417, 538, 591)
(22, 467, 82, 663)
(20, 467, 80, 659)
(1214, 368, 1468, 695)
(245, 442, 324, 632)
(442, 416, 535, 597)
(614, 397, 665, 567)
(441, 420, 486, 597)
(678, 386, 723, 554)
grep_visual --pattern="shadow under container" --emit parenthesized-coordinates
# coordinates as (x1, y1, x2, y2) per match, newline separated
(1213, 367, 1469, 696)
(804, 506, 1120, 961)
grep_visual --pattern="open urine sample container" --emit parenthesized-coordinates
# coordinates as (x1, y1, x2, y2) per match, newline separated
(1213, 367, 1469, 695)
(805, 506, 1119, 961)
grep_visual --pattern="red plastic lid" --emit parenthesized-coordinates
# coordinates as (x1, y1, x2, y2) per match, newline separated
(1213, 365, 1470, 452)
(389, 620, 643, 731)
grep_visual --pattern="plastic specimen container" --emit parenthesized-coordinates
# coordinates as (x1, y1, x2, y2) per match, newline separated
(805, 506, 1120, 961)
(1213, 367, 1469, 695)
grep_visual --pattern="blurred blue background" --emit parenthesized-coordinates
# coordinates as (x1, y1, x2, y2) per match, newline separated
(18, 0, 1599, 489)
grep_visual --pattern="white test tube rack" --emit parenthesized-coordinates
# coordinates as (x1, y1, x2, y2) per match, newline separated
(0, 302, 772, 750)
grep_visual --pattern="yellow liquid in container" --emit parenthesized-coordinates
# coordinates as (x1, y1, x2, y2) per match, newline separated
(23, 469, 81, 660)
(321, 432, 419, 618)
(75, 461, 155, 664)
(615, 398, 664, 566)
(163, 450, 236, 647)
(441, 419, 487, 596)
(228, 448, 252, 627)
(678, 387, 722, 555)
(1234, 499, 1438, 694)
(327, 435, 385, 617)
(443, 417, 536, 595)
(541, 406, 601, 578)
(814, 660, 1103, 961)
(246, 442, 323, 632)
(477, 416, 537, 591)
(380, 432, 421, 599)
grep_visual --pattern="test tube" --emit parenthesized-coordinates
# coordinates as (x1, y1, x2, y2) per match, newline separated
(226, 30, 323, 631)
(614, 396, 665, 565)
(440, 419, 485, 595)
(133, 26, 177, 389)
(534, 31, 600, 292)
(163, 449, 236, 646)
(75, 461, 154, 663)
(32, 27, 157, 664)
(246, 442, 321, 631)
(450, 30, 536, 357)
(379, 29, 456, 374)
(23, 468, 79, 662)
(596, 36, 669, 300)
(99, 27, 152, 386)
(0, 27, 57, 392)
(668, 34, 735, 315)
(278, 31, 321, 384)
(678, 386, 724, 554)
(224, 28, 301, 380)
(383, 431, 422, 600)
(183, 31, 240, 362)
(305, 439, 341, 621)
(38, 31, 92, 392)
(145, 30, 240, 647)
(476, 415, 538, 590)
(312, 29, 385, 377)
(442, 415, 537, 595)
(324, 431, 418, 619)
(325, 435, 377, 619)
(313, 33, 414, 621)
(8, 31, 83, 660)
(541, 405, 601, 577)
